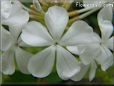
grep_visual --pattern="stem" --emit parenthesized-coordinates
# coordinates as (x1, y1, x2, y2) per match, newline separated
(69, 7, 93, 17)
(21, 3, 38, 14)
(30, 14, 43, 20)
(32, 0, 45, 14)
(21, 3, 32, 12)
(78, 8, 100, 19)
(39, 0, 48, 7)
(68, 7, 101, 25)
(62, 2, 71, 10)
(21, 2, 45, 16)
(30, 15, 39, 20)
(77, 7, 93, 14)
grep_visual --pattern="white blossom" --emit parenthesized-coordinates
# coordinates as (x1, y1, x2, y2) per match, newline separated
(71, 61, 97, 81)
(0, 26, 32, 75)
(96, 6, 114, 71)
(0, 0, 31, 75)
(1, 0, 29, 28)
(68, 6, 114, 81)
(21, 6, 99, 80)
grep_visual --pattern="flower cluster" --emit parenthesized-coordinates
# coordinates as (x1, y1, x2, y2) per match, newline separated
(0, 0, 114, 83)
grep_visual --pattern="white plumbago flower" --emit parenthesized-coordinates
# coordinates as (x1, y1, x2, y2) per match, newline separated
(71, 61, 97, 81)
(21, 6, 99, 80)
(67, 6, 114, 78)
(1, 0, 29, 27)
(0, 26, 32, 75)
(96, 6, 114, 71)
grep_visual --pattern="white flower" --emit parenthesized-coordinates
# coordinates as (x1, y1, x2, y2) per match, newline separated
(96, 6, 114, 71)
(0, 25, 32, 75)
(71, 61, 97, 81)
(21, 6, 99, 80)
(68, 7, 114, 81)
(0, 0, 31, 75)
(1, 0, 29, 27)
(0, 0, 31, 74)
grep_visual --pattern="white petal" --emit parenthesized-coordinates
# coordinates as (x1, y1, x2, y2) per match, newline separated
(79, 44, 100, 65)
(9, 26, 22, 41)
(0, 26, 13, 51)
(15, 47, 33, 74)
(106, 36, 114, 51)
(18, 37, 32, 47)
(95, 46, 114, 71)
(89, 61, 97, 81)
(1, 49, 15, 75)
(45, 6, 68, 40)
(21, 21, 53, 47)
(3, 9, 29, 27)
(1, 0, 12, 19)
(67, 46, 80, 55)
(71, 63, 89, 81)
(10, 0, 23, 15)
(28, 46, 55, 78)
(60, 20, 100, 46)
(56, 45, 80, 80)
(98, 7, 113, 39)
(2, 0, 23, 22)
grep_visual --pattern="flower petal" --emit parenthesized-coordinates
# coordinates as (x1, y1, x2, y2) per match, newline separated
(79, 44, 100, 65)
(1, 49, 15, 75)
(45, 6, 68, 40)
(28, 46, 55, 78)
(106, 36, 114, 51)
(56, 45, 80, 80)
(21, 21, 53, 47)
(10, 0, 22, 15)
(0, 26, 13, 51)
(1, 0, 12, 19)
(71, 63, 89, 81)
(3, 9, 29, 27)
(9, 26, 22, 41)
(2, 0, 29, 27)
(60, 20, 100, 46)
(15, 47, 33, 74)
(95, 46, 114, 71)
(89, 61, 97, 81)
(67, 46, 80, 55)
(98, 6, 113, 39)
(18, 37, 32, 47)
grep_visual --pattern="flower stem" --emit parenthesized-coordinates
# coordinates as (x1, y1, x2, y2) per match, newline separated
(39, 0, 48, 7)
(78, 8, 100, 19)
(21, 3, 38, 14)
(62, 2, 71, 10)
(69, 7, 93, 17)
(68, 7, 101, 25)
